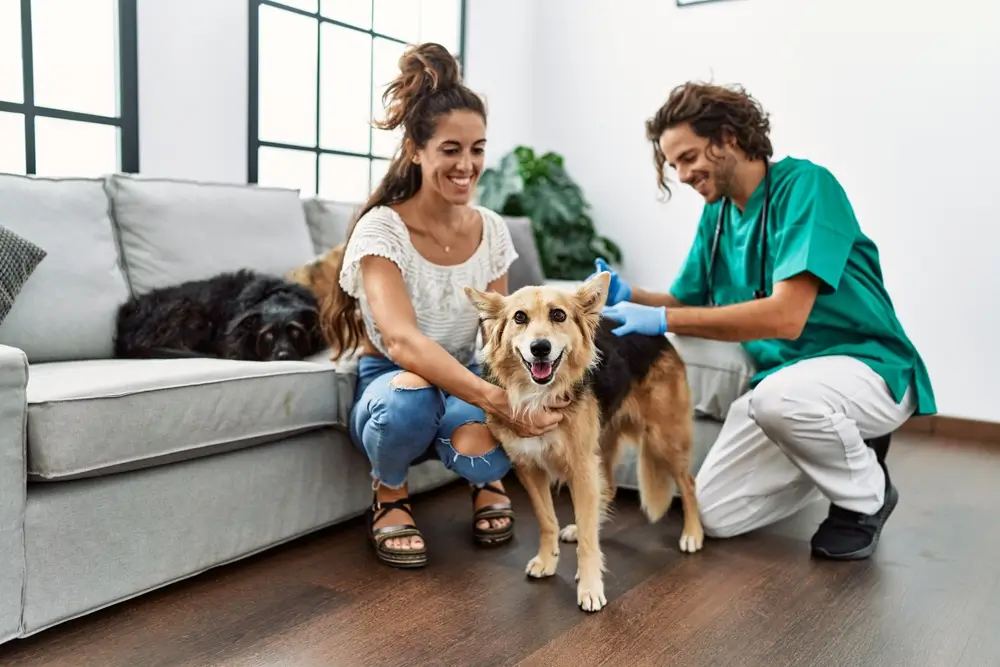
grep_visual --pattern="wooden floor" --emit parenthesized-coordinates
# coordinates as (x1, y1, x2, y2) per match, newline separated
(2, 432, 999, 667)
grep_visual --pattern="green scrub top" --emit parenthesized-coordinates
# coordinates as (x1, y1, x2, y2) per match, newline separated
(669, 156, 936, 416)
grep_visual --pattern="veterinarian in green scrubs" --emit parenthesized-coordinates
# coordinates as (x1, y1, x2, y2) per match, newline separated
(596, 81, 936, 561)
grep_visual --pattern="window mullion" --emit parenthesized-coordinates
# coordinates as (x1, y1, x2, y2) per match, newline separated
(20, 0, 35, 174)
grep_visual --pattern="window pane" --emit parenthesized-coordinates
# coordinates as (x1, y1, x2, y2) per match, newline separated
(258, 5, 318, 147)
(320, 0, 371, 29)
(319, 25, 371, 154)
(419, 0, 461, 55)
(371, 38, 407, 158)
(370, 158, 390, 195)
(319, 154, 370, 202)
(0, 111, 25, 174)
(373, 0, 420, 43)
(35, 117, 118, 177)
(31, 0, 118, 116)
(0, 0, 22, 103)
(271, 0, 317, 12)
(258, 146, 316, 195)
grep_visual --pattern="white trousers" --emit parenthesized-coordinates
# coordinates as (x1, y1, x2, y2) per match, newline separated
(695, 355, 916, 538)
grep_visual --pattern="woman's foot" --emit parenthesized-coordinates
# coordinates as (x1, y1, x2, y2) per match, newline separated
(471, 481, 515, 546)
(374, 484, 423, 551)
(368, 482, 427, 568)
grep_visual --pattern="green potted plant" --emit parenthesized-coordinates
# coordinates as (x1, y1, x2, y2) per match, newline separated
(476, 146, 623, 280)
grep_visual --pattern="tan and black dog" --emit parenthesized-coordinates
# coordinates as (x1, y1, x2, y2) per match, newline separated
(464, 272, 703, 612)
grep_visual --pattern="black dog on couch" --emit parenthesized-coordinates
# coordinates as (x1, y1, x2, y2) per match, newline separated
(114, 269, 327, 361)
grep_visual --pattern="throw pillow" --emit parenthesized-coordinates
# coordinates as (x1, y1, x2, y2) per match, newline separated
(0, 225, 47, 324)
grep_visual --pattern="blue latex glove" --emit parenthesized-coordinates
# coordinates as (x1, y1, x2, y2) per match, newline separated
(602, 302, 668, 337)
(590, 258, 631, 306)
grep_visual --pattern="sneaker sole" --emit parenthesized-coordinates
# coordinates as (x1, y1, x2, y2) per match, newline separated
(812, 483, 899, 561)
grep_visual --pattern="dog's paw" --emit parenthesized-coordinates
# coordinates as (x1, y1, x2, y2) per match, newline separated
(559, 524, 578, 543)
(679, 526, 705, 553)
(525, 553, 559, 578)
(577, 579, 607, 612)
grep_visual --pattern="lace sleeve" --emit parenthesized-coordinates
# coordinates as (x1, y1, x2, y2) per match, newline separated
(338, 207, 411, 298)
(482, 207, 520, 284)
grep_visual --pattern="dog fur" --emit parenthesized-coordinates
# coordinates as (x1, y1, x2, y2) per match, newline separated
(286, 243, 368, 360)
(115, 269, 326, 361)
(464, 272, 704, 612)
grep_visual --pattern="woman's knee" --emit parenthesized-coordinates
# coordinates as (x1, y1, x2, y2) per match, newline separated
(366, 373, 445, 446)
(437, 423, 511, 485)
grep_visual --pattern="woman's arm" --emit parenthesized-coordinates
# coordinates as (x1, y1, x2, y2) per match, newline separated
(361, 256, 561, 436)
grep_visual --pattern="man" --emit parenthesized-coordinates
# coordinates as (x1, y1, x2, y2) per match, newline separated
(597, 81, 936, 560)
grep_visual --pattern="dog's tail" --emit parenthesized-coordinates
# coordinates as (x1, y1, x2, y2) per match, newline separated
(636, 441, 675, 524)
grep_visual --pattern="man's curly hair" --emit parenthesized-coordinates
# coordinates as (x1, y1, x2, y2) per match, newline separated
(645, 81, 773, 198)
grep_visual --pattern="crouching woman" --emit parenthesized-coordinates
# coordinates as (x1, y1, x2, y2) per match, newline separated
(324, 42, 563, 569)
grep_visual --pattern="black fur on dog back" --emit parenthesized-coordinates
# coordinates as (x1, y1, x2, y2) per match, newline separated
(114, 269, 327, 361)
(578, 317, 674, 420)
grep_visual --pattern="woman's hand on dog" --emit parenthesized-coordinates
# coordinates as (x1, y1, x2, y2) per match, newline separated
(484, 386, 567, 437)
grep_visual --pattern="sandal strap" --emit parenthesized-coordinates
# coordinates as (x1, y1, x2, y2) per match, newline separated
(471, 482, 510, 504)
(372, 496, 415, 524)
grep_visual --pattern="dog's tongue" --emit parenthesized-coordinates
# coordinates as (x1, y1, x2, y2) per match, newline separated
(531, 361, 553, 379)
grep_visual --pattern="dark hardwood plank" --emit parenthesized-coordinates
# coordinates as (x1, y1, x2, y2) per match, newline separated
(1, 432, 998, 667)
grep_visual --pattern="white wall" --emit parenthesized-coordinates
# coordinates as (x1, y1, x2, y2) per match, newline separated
(525, 0, 1000, 422)
(134, 0, 998, 421)
(137, 0, 249, 183)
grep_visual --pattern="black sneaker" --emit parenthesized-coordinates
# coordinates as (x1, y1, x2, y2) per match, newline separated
(810, 460, 899, 561)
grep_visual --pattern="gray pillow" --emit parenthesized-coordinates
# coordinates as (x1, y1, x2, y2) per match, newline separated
(504, 216, 546, 291)
(0, 226, 46, 324)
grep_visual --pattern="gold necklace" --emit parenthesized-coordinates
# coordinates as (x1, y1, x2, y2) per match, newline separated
(422, 217, 462, 254)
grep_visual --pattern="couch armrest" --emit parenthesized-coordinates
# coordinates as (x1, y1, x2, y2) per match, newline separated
(0, 344, 27, 641)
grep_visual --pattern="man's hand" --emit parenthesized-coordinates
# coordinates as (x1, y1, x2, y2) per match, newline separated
(601, 302, 668, 337)
(588, 258, 631, 306)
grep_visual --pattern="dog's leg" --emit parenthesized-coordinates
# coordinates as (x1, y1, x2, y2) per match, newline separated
(560, 426, 621, 545)
(515, 463, 561, 579)
(567, 447, 608, 612)
(645, 417, 704, 554)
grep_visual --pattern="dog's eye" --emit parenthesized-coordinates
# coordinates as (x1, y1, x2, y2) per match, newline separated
(550, 308, 567, 323)
(513, 311, 528, 325)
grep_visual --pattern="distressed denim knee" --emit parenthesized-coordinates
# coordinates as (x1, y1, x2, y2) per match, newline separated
(350, 359, 445, 489)
(433, 395, 511, 486)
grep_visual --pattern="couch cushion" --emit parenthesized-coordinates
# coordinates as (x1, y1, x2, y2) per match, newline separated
(301, 197, 358, 254)
(667, 334, 755, 421)
(0, 174, 131, 362)
(26, 354, 357, 481)
(505, 216, 546, 291)
(106, 174, 317, 295)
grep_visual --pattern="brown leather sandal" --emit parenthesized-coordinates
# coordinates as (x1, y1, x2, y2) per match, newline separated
(367, 496, 427, 568)
(471, 482, 515, 547)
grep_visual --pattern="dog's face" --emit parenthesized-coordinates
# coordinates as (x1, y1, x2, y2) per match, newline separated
(464, 272, 610, 392)
(228, 282, 323, 361)
(250, 297, 319, 361)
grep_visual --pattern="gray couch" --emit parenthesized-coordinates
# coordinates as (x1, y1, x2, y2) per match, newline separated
(0, 171, 755, 645)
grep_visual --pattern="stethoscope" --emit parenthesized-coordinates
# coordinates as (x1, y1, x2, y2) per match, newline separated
(706, 161, 771, 306)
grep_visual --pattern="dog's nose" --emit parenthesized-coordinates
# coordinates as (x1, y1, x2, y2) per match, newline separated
(529, 339, 551, 358)
(275, 350, 291, 360)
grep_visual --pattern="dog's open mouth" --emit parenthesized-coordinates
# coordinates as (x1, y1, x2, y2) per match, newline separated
(521, 352, 563, 385)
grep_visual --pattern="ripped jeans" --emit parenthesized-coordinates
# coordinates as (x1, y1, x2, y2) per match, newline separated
(348, 355, 511, 489)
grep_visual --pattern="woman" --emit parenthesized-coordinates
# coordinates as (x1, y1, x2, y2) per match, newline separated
(325, 42, 564, 568)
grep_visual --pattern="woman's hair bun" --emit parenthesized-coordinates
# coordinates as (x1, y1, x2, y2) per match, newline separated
(376, 42, 462, 131)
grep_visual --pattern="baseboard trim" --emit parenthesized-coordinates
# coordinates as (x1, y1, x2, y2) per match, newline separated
(900, 415, 1000, 444)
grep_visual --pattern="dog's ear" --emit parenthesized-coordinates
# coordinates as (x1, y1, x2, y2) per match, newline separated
(575, 271, 611, 316)
(222, 309, 263, 360)
(463, 286, 506, 321)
